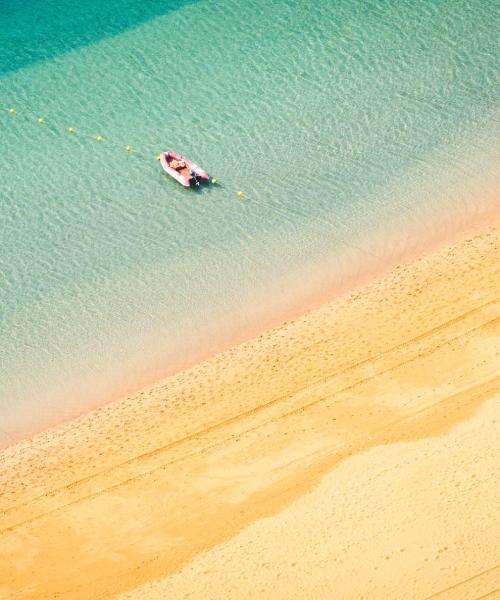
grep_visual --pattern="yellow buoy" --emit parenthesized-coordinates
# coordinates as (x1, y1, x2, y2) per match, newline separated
(8, 108, 16, 114)
(156, 155, 161, 161)
(96, 135, 104, 142)
(37, 117, 45, 124)
(211, 178, 217, 185)
(125, 145, 133, 152)
(68, 127, 75, 134)
(238, 191, 245, 197)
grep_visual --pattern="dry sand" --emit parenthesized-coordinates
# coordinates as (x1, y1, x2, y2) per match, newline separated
(0, 227, 499, 600)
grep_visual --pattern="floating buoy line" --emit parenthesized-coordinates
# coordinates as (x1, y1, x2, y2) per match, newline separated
(2, 106, 244, 196)
(2, 106, 152, 158)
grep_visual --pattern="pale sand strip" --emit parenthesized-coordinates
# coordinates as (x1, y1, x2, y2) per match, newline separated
(0, 228, 499, 599)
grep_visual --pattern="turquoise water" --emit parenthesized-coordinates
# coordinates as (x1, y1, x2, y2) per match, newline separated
(1, 0, 499, 442)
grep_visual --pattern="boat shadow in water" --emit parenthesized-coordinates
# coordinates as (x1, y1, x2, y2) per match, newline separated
(159, 171, 220, 197)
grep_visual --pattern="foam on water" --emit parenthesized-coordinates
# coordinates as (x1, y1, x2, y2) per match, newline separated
(1, 0, 499, 442)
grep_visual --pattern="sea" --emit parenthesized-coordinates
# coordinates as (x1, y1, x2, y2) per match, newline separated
(1, 0, 499, 443)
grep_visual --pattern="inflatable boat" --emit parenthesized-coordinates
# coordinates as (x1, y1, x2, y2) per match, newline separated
(160, 151, 210, 187)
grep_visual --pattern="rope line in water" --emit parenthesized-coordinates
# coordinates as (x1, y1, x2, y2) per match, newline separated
(2, 106, 153, 158)
(1, 106, 230, 191)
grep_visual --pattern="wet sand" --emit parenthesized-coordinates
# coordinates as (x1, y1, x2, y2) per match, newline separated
(0, 227, 499, 599)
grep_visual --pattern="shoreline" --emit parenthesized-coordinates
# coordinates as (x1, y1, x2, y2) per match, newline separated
(0, 223, 499, 599)
(3, 202, 499, 447)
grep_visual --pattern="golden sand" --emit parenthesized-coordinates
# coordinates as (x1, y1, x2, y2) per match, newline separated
(0, 228, 499, 600)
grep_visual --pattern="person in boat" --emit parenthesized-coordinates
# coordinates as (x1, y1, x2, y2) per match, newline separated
(170, 158, 186, 171)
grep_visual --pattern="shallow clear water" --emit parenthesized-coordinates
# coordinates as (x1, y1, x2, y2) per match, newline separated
(1, 0, 499, 442)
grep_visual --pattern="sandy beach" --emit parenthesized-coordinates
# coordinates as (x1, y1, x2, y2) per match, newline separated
(1, 226, 499, 600)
